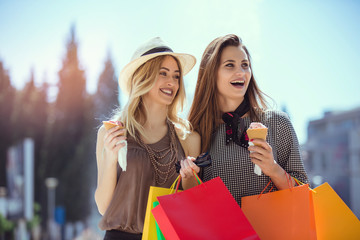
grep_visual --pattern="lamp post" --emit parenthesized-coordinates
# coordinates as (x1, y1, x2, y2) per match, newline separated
(45, 178, 58, 240)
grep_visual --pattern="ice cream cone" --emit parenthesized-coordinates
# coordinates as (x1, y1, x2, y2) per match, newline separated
(102, 121, 125, 132)
(247, 123, 268, 176)
(246, 128, 268, 144)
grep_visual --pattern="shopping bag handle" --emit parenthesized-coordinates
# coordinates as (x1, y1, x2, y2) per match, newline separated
(293, 177, 316, 193)
(284, 170, 314, 192)
(173, 170, 203, 193)
(258, 180, 275, 199)
(258, 172, 315, 199)
(177, 170, 203, 185)
(192, 170, 203, 184)
(258, 170, 297, 199)
(169, 175, 182, 194)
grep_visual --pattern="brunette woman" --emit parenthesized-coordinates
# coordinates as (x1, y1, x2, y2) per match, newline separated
(188, 34, 308, 205)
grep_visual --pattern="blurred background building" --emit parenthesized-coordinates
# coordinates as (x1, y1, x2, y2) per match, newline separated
(302, 107, 360, 217)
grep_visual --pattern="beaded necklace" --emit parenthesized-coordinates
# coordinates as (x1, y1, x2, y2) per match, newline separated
(137, 120, 178, 185)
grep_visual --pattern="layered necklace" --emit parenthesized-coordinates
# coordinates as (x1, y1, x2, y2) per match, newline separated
(137, 119, 178, 185)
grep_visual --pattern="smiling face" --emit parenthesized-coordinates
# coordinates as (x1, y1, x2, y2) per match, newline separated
(216, 45, 252, 104)
(144, 55, 180, 106)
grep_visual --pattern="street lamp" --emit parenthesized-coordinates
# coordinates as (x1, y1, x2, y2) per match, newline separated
(45, 178, 58, 240)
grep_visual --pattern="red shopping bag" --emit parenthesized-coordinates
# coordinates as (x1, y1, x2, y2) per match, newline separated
(152, 176, 259, 240)
(241, 183, 317, 240)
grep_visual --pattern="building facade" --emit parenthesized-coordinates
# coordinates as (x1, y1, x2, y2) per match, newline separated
(302, 107, 360, 217)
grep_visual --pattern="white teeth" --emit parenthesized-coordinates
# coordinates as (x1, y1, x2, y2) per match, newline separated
(161, 89, 172, 95)
(231, 80, 245, 84)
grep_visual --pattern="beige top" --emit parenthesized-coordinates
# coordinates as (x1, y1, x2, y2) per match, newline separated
(98, 124, 184, 233)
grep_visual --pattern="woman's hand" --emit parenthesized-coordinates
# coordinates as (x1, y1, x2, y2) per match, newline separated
(179, 156, 200, 179)
(248, 139, 278, 177)
(180, 156, 200, 190)
(248, 138, 297, 190)
(103, 126, 127, 164)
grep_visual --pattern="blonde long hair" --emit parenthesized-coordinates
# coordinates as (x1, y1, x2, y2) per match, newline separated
(113, 55, 190, 140)
(188, 34, 269, 152)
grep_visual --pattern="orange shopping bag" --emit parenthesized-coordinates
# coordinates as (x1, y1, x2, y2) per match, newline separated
(241, 183, 317, 240)
(311, 182, 360, 240)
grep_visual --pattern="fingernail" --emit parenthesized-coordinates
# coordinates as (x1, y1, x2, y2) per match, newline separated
(250, 139, 254, 142)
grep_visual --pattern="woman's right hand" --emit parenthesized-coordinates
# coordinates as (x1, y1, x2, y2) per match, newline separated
(103, 126, 127, 164)
(180, 157, 200, 179)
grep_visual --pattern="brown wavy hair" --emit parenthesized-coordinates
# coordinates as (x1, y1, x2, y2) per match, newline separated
(188, 34, 269, 152)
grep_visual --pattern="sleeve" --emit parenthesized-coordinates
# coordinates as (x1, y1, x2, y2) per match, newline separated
(275, 112, 309, 185)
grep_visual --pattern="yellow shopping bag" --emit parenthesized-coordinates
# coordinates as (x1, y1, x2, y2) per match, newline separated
(312, 182, 360, 239)
(142, 176, 181, 240)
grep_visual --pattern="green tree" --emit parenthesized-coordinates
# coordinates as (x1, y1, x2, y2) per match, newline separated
(11, 70, 48, 139)
(94, 52, 120, 121)
(44, 26, 94, 222)
(0, 60, 15, 186)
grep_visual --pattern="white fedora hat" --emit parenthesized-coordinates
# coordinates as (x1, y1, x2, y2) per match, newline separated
(119, 37, 196, 95)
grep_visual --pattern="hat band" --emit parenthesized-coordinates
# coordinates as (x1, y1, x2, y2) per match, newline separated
(141, 47, 173, 56)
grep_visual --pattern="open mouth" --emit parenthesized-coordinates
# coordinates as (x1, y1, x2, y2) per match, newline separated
(160, 88, 173, 96)
(230, 80, 245, 87)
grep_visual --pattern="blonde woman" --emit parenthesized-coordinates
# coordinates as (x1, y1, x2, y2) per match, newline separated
(95, 38, 200, 239)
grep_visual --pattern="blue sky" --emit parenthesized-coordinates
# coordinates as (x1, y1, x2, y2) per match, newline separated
(1, 0, 359, 144)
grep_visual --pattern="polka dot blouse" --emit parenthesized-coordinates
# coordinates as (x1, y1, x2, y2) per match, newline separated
(203, 110, 309, 206)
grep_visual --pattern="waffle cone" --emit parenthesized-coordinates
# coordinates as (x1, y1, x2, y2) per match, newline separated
(102, 121, 125, 131)
(246, 128, 268, 145)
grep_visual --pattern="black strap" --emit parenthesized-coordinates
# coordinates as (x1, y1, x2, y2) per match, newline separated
(141, 47, 173, 56)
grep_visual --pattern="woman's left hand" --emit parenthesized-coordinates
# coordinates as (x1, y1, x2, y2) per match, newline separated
(179, 156, 200, 179)
(248, 139, 278, 177)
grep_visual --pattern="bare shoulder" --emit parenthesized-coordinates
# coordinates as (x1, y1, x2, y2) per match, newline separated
(185, 131, 201, 145)
(183, 131, 201, 158)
